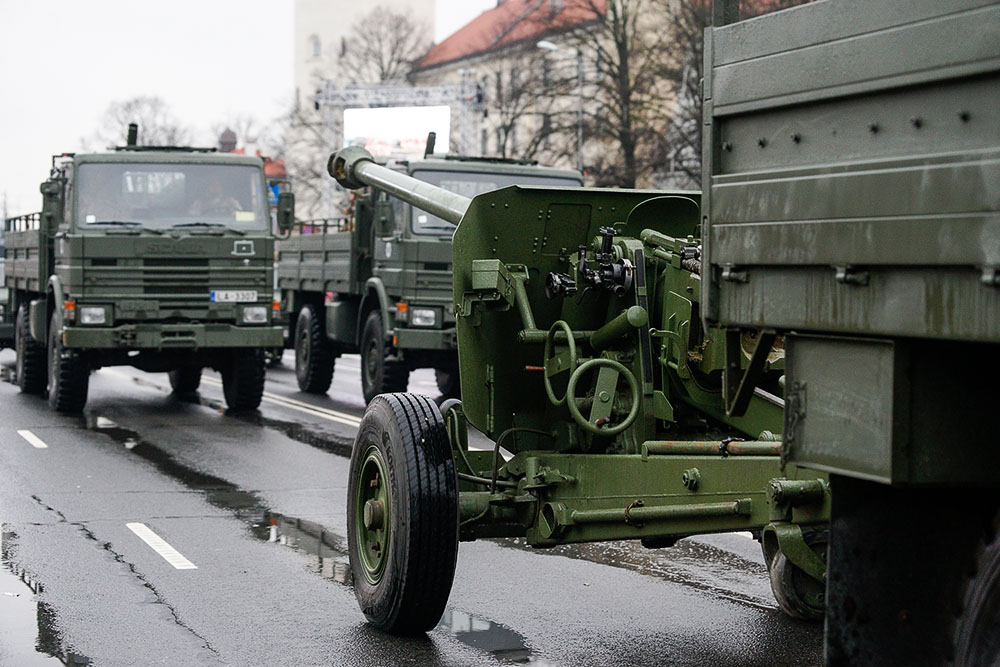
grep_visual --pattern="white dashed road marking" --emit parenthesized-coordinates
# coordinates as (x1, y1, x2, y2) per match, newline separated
(17, 430, 48, 449)
(201, 376, 362, 427)
(126, 523, 198, 570)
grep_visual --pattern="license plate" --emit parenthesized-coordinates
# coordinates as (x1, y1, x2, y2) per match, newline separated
(211, 290, 257, 303)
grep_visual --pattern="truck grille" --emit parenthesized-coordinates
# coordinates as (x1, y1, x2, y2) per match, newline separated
(81, 260, 269, 312)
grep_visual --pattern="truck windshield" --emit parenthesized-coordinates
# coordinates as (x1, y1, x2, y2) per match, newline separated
(76, 162, 269, 231)
(409, 169, 581, 235)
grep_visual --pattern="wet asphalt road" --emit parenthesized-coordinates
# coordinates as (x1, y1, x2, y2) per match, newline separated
(0, 349, 822, 666)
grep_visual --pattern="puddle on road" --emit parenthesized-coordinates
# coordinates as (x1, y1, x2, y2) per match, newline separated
(0, 530, 92, 666)
(495, 536, 775, 612)
(84, 415, 545, 665)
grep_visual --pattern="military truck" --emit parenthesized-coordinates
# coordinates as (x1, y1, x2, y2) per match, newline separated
(0, 254, 12, 350)
(3, 126, 291, 413)
(328, 146, 831, 634)
(701, 1, 999, 662)
(277, 154, 582, 403)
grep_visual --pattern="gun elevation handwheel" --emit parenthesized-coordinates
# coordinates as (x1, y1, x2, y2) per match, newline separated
(566, 358, 640, 436)
(543, 320, 578, 407)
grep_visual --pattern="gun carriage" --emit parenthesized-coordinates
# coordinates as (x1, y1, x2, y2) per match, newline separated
(329, 146, 829, 634)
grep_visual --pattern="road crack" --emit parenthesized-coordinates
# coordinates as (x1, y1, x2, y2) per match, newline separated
(29, 494, 222, 658)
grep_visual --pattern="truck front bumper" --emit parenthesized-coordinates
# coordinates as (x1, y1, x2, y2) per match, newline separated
(394, 326, 457, 350)
(63, 324, 284, 350)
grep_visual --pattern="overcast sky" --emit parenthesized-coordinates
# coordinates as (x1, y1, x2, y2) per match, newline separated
(0, 0, 495, 216)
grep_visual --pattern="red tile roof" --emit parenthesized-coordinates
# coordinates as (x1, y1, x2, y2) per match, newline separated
(417, 0, 606, 70)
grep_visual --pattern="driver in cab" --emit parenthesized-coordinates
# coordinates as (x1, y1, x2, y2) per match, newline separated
(189, 179, 242, 217)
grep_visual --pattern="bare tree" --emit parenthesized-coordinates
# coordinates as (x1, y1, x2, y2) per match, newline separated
(656, 0, 814, 187)
(560, 0, 676, 188)
(83, 96, 193, 150)
(338, 7, 432, 84)
(270, 104, 327, 219)
(482, 49, 577, 161)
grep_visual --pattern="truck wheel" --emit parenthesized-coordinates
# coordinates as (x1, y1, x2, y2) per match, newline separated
(15, 303, 46, 395)
(221, 348, 265, 412)
(360, 311, 408, 404)
(47, 312, 88, 413)
(295, 305, 334, 393)
(347, 393, 458, 634)
(435, 368, 459, 399)
(953, 508, 1000, 665)
(168, 366, 202, 394)
(766, 529, 827, 622)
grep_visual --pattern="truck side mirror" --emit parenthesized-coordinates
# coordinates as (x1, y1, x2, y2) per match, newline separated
(39, 180, 63, 233)
(276, 192, 295, 235)
(374, 201, 395, 237)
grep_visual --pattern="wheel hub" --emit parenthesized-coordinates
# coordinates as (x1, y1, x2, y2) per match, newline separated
(363, 499, 385, 530)
(355, 445, 390, 584)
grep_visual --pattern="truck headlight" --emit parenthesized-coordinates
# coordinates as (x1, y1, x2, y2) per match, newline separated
(79, 306, 108, 325)
(241, 306, 268, 324)
(410, 308, 437, 327)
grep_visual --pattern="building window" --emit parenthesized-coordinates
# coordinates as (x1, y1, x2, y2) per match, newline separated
(542, 113, 552, 150)
(481, 129, 488, 155)
(309, 35, 321, 59)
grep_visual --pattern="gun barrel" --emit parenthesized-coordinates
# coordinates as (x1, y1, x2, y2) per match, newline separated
(327, 146, 471, 226)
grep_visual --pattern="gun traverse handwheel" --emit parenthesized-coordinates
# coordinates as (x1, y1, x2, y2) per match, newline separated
(566, 358, 640, 436)
(543, 320, 578, 407)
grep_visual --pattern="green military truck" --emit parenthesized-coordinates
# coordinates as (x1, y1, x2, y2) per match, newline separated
(277, 155, 582, 403)
(3, 129, 290, 413)
(703, 0, 1000, 662)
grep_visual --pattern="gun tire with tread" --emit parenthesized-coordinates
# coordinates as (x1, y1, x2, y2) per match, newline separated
(347, 392, 458, 635)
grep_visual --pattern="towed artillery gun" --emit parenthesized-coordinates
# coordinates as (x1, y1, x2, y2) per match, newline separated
(328, 146, 830, 634)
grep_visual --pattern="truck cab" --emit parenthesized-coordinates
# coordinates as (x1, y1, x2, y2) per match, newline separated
(4, 143, 284, 412)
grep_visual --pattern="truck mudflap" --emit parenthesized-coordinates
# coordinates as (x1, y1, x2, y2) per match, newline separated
(393, 326, 457, 350)
(62, 324, 283, 350)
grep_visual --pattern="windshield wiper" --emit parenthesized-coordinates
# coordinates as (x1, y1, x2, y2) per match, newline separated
(86, 221, 163, 235)
(171, 222, 245, 236)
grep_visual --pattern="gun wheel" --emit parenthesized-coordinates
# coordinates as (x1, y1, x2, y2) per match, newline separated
(347, 393, 458, 635)
(767, 529, 827, 622)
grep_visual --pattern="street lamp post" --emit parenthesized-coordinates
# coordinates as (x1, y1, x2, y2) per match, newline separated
(537, 40, 584, 174)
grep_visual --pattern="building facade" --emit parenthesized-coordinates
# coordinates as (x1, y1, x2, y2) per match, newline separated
(294, 0, 437, 108)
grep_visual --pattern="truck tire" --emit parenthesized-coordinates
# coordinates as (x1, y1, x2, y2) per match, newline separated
(295, 305, 334, 394)
(168, 366, 202, 394)
(360, 311, 408, 404)
(47, 312, 88, 413)
(953, 507, 1000, 665)
(434, 368, 459, 399)
(347, 393, 458, 634)
(15, 303, 46, 395)
(221, 348, 265, 412)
